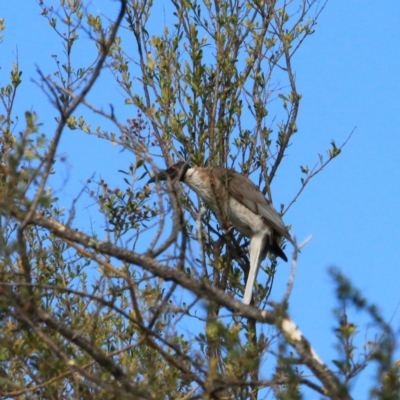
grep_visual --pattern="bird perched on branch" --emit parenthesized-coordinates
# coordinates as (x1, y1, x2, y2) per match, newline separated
(148, 161, 294, 305)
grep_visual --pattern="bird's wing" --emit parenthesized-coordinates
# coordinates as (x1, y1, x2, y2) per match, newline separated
(221, 170, 293, 243)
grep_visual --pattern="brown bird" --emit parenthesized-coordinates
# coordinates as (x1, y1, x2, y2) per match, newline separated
(148, 161, 294, 305)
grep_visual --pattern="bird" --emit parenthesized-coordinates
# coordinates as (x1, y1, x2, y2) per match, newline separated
(148, 161, 294, 305)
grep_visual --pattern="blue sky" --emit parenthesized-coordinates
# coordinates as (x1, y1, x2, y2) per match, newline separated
(1, 1, 400, 398)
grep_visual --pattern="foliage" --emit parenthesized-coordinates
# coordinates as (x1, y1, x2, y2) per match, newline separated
(0, 1, 397, 399)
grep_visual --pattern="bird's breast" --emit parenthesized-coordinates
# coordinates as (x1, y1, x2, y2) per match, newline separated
(228, 198, 270, 237)
(184, 169, 217, 206)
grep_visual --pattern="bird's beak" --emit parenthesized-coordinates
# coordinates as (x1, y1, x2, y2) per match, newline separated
(147, 168, 173, 184)
(148, 172, 163, 184)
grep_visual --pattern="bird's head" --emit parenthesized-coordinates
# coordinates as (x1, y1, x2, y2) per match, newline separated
(148, 161, 191, 184)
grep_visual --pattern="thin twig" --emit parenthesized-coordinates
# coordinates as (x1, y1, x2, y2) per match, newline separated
(282, 235, 312, 304)
(284, 128, 356, 215)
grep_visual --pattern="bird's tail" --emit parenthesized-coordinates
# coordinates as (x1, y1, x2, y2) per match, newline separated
(243, 232, 268, 305)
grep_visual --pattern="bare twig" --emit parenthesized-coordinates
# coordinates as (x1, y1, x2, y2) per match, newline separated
(284, 128, 356, 215)
(282, 235, 312, 304)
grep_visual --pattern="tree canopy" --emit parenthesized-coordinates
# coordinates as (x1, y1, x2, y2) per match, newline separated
(0, 1, 398, 399)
